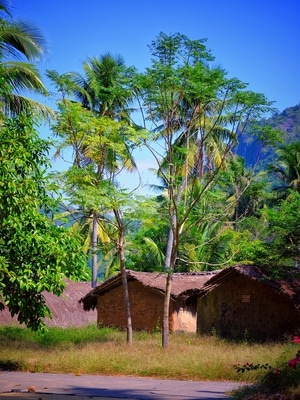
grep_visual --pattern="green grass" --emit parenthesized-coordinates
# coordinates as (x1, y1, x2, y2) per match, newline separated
(0, 325, 298, 388)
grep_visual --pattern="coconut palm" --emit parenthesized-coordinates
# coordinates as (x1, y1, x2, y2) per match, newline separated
(0, 0, 53, 119)
(270, 142, 300, 197)
(71, 53, 134, 119)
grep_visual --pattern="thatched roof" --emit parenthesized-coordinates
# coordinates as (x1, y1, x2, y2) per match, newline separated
(80, 269, 219, 311)
(180, 264, 300, 309)
(0, 280, 96, 328)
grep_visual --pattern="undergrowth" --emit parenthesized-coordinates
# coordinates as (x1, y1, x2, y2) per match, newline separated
(0, 325, 299, 394)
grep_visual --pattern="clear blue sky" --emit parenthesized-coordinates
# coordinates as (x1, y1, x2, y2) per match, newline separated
(14, 0, 300, 112)
(12, 0, 300, 191)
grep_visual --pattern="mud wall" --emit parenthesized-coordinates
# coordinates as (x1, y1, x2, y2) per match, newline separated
(197, 275, 300, 340)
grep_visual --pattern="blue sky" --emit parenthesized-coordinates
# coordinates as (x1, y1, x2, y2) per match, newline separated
(12, 0, 300, 191)
(14, 0, 299, 111)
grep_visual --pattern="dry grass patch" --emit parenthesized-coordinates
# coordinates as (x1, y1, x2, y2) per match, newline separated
(0, 326, 296, 383)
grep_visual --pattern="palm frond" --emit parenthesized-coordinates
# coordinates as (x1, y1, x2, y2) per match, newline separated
(0, 1, 12, 17)
(1, 61, 47, 93)
(1, 93, 54, 121)
(0, 19, 47, 61)
(143, 237, 165, 267)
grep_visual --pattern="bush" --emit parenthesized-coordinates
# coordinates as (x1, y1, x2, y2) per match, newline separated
(233, 336, 300, 399)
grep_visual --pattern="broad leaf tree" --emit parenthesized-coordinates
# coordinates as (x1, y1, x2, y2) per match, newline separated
(0, 113, 88, 331)
(48, 55, 136, 286)
(264, 190, 300, 269)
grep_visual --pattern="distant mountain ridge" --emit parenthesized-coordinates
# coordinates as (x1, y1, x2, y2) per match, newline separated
(236, 103, 300, 167)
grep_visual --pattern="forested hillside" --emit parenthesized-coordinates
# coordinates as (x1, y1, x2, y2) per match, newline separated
(268, 104, 300, 142)
(237, 103, 300, 167)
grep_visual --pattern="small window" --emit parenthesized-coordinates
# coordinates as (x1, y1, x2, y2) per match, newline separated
(242, 294, 251, 303)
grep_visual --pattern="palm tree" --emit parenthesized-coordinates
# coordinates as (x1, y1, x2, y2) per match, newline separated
(71, 53, 134, 119)
(0, 0, 53, 119)
(75, 55, 137, 345)
(49, 57, 137, 344)
(270, 142, 300, 197)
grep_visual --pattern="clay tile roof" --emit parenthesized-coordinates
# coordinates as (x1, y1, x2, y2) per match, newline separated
(80, 269, 220, 311)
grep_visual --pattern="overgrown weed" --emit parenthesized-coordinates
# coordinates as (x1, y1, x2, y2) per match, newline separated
(0, 326, 295, 383)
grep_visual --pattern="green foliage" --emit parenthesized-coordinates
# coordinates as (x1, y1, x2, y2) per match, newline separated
(136, 32, 274, 262)
(47, 33, 300, 311)
(0, 325, 116, 347)
(0, 3, 54, 120)
(265, 191, 300, 266)
(234, 337, 300, 397)
(230, 191, 300, 274)
(50, 92, 141, 288)
(0, 114, 88, 331)
(70, 53, 136, 119)
(269, 142, 300, 197)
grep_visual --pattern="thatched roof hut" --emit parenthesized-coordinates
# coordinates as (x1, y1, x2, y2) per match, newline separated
(80, 269, 218, 332)
(0, 281, 96, 328)
(188, 265, 300, 341)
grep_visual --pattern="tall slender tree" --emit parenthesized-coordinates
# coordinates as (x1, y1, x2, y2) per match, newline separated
(135, 32, 274, 347)
(48, 56, 138, 344)
(68, 55, 137, 346)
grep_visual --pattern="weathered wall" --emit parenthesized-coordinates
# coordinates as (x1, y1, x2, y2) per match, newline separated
(197, 275, 300, 340)
(96, 281, 198, 332)
(97, 281, 174, 331)
(173, 303, 197, 332)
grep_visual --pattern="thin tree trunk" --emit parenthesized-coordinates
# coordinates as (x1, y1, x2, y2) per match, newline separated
(114, 208, 133, 346)
(164, 228, 173, 270)
(162, 267, 172, 348)
(120, 255, 133, 346)
(91, 212, 98, 288)
(162, 212, 177, 348)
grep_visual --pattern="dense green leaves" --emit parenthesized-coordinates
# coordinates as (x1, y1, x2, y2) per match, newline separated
(0, 114, 88, 331)
(265, 191, 300, 268)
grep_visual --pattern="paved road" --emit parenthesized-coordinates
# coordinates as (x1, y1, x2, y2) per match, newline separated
(0, 371, 245, 400)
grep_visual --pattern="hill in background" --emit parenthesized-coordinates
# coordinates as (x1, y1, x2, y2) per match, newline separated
(237, 103, 300, 167)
